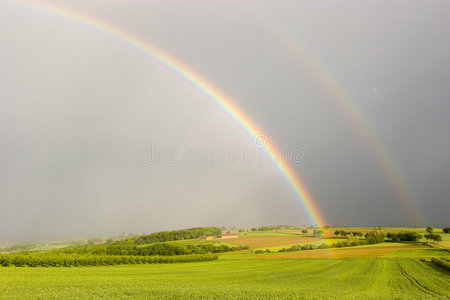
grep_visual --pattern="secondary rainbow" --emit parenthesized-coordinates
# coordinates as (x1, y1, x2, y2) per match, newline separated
(12, 0, 327, 226)
(253, 12, 422, 226)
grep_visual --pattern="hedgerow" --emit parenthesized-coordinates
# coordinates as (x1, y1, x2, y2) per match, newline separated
(0, 253, 218, 267)
(277, 243, 328, 253)
(53, 242, 247, 256)
(276, 230, 392, 254)
(429, 257, 450, 271)
(131, 227, 222, 244)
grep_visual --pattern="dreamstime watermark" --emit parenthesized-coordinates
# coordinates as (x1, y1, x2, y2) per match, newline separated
(137, 135, 308, 168)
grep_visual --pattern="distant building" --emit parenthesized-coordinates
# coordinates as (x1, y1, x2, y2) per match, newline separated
(221, 233, 238, 239)
(198, 236, 214, 240)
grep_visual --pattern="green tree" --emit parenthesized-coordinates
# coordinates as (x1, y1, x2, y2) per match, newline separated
(365, 231, 385, 244)
(443, 227, 450, 234)
(313, 229, 323, 236)
(432, 234, 442, 243)
(425, 226, 434, 243)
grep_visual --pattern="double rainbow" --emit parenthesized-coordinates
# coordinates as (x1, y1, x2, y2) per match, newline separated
(12, 0, 327, 226)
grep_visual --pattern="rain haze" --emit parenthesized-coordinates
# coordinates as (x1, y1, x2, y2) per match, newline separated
(0, 0, 449, 241)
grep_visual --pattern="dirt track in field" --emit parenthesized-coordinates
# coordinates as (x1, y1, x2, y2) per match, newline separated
(224, 236, 320, 248)
(254, 244, 428, 259)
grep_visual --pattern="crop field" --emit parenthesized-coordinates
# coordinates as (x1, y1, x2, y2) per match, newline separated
(254, 244, 432, 259)
(247, 238, 346, 252)
(436, 233, 450, 248)
(2, 0, 448, 298)
(0, 256, 448, 299)
(223, 235, 321, 249)
(1, 227, 448, 299)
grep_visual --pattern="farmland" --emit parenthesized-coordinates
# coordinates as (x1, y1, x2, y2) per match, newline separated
(253, 244, 432, 259)
(0, 256, 448, 299)
(0, 226, 449, 299)
(221, 234, 321, 249)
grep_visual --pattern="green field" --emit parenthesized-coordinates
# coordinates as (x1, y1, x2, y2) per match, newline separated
(1, 227, 449, 299)
(0, 256, 448, 299)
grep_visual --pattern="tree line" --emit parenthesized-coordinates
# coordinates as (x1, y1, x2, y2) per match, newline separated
(0, 253, 218, 267)
(386, 231, 421, 242)
(334, 228, 444, 243)
(131, 227, 222, 245)
(54, 242, 247, 256)
(251, 225, 300, 232)
(334, 230, 364, 238)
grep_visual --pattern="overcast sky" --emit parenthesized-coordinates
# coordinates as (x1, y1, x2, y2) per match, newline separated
(1, 0, 449, 241)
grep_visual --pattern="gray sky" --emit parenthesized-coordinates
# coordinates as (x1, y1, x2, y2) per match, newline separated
(1, 0, 449, 241)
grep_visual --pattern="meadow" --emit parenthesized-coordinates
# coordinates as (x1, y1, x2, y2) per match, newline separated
(0, 226, 449, 299)
(0, 256, 448, 299)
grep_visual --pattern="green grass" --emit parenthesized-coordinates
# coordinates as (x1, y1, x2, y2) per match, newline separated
(0, 256, 448, 299)
(255, 241, 420, 252)
(333, 242, 418, 249)
(253, 238, 346, 251)
(1, 228, 448, 299)
(437, 233, 450, 241)
(387, 248, 450, 257)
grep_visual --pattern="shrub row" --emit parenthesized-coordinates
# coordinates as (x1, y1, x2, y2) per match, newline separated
(276, 243, 328, 253)
(132, 227, 222, 245)
(54, 242, 247, 256)
(255, 225, 300, 231)
(430, 257, 450, 271)
(332, 239, 369, 248)
(254, 243, 328, 254)
(0, 253, 218, 267)
(273, 231, 391, 254)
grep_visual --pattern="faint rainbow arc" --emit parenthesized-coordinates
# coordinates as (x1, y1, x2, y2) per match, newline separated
(13, 0, 327, 226)
(257, 15, 422, 226)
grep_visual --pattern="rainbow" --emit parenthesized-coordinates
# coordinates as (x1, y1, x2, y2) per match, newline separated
(254, 12, 422, 226)
(11, 0, 327, 226)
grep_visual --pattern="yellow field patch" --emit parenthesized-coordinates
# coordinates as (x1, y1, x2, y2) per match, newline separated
(440, 241, 450, 248)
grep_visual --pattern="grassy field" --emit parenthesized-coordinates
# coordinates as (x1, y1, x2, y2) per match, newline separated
(0, 255, 448, 299)
(222, 235, 321, 249)
(1, 227, 448, 299)
(437, 232, 450, 248)
(252, 244, 438, 259)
